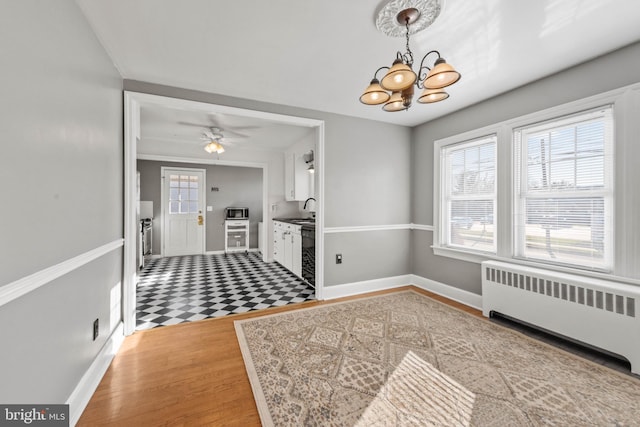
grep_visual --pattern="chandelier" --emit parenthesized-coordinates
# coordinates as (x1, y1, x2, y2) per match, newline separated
(360, 1, 461, 112)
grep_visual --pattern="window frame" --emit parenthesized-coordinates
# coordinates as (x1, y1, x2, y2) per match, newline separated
(513, 106, 614, 272)
(432, 82, 640, 283)
(439, 134, 498, 254)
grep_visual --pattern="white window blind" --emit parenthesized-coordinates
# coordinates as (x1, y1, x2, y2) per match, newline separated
(442, 135, 497, 253)
(514, 106, 614, 270)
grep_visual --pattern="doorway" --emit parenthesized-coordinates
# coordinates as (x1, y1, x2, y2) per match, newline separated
(161, 167, 206, 256)
(123, 91, 325, 335)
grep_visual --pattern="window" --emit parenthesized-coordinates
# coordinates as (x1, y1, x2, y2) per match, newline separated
(441, 135, 497, 253)
(514, 107, 614, 270)
(168, 174, 200, 214)
(433, 84, 640, 279)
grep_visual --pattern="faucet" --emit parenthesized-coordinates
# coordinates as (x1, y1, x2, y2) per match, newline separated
(303, 197, 316, 210)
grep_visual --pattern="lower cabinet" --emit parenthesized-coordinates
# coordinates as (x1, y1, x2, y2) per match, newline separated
(273, 220, 302, 277)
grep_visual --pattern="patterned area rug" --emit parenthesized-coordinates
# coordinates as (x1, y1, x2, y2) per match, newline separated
(234, 290, 640, 426)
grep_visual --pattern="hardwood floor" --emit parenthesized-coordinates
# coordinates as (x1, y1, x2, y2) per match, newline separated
(77, 286, 481, 426)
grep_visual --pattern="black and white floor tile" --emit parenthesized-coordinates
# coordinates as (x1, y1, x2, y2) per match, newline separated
(136, 252, 315, 330)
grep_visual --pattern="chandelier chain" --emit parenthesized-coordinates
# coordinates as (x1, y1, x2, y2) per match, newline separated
(404, 18, 414, 66)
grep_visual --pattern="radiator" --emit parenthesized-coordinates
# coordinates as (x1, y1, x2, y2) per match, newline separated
(481, 261, 640, 374)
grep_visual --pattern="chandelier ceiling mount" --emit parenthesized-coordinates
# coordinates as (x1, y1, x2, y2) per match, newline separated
(360, 0, 461, 112)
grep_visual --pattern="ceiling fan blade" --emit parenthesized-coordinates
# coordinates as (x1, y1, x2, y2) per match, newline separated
(221, 128, 250, 138)
(177, 121, 211, 127)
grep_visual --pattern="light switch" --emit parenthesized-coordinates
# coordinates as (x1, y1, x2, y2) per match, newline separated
(206, 206, 213, 212)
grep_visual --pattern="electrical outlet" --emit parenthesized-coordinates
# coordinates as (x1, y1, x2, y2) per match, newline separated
(336, 254, 342, 264)
(93, 318, 99, 341)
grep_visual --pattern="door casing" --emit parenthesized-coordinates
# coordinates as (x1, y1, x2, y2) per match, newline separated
(123, 91, 325, 336)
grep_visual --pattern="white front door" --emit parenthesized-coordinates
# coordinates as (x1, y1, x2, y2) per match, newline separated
(162, 167, 206, 256)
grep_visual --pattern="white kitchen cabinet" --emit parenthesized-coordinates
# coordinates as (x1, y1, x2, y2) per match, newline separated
(273, 221, 285, 264)
(225, 220, 249, 253)
(284, 151, 310, 201)
(273, 220, 302, 277)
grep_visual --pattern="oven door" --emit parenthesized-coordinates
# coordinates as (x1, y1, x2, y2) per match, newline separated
(301, 228, 315, 287)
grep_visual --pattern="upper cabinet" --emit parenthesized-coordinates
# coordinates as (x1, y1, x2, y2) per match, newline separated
(284, 151, 311, 201)
(284, 138, 314, 201)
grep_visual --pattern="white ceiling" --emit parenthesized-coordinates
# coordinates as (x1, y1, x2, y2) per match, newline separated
(78, 0, 640, 139)
(139, 104, 316, 154)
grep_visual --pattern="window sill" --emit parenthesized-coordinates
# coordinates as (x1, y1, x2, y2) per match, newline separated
(431, 246, 497, 264)
(430, 245, 639, 286)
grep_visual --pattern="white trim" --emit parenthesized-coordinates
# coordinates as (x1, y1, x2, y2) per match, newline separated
(205, 248, 261, 255)
(322, 275, 412, 300)
(411, 223, 434, 231)
(319, 274, 482, 312)
(430, 245, 640, 286)
(314, 122, 326, 300)
(0, 239, 123, 308)
(125, 92, 324, 128)
(67, 322, 125, 427)
(323, 224, 433, 234)
(124, 91, 326, 332)
(323, 224, 437, 234)
(205, 250, 226, 255)
(137, 153, 266, 169)
(123, 92, 139, 336)
(431, 82, 640, 283)
(409, 274, 483, 310)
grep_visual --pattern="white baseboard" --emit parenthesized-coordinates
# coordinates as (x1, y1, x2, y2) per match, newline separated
(205, 248, 260, 255)
(322, 275, 412, 300)
(409, 274, 482, 310)
(320, 274, 482, 311)
(67, 322, 125, 426)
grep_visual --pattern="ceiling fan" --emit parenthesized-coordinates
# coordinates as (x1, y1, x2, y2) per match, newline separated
(178, 113, 259, 139)
(201, 127, 229, 154)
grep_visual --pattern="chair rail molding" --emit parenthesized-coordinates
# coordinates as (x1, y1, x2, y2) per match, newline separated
(0, 239, 124, 308)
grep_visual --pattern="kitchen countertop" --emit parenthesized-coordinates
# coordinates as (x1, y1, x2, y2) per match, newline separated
(274, 217, 316, 229)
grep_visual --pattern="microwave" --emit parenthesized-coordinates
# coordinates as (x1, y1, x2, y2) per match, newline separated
(226, 207, 249, 219)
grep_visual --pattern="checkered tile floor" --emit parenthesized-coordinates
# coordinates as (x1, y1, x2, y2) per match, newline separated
(136, 252, 315, 330)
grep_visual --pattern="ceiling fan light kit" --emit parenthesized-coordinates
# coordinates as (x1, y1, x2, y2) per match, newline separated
(204, 140, 225, 154)
(202, 127, 226, 154)
(360, 0, 461, 112)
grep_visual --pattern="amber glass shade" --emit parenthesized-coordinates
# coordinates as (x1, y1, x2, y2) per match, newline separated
(359, 78, 390, 105)
(417, 88, 449, 103)
(424, 59, 461, 89)
(380, 60, 416, 91)
(382, 91, 407, 112)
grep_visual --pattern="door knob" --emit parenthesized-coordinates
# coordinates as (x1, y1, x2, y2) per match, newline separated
(197, 215, 203, 225)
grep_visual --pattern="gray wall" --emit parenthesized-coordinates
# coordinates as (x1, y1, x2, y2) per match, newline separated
(411, 41, 640, 295)
(324, 230, 411, 286)
(137, 160, 263, 252)
(124, 80, 412, 287)
(0, 0, 123, 403)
